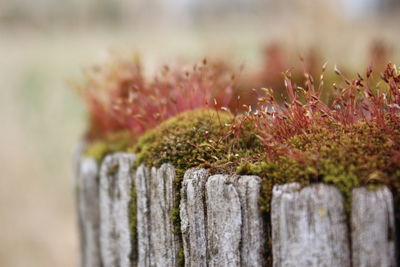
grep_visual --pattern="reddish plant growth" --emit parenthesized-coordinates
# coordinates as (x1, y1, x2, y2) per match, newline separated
(77, 53, 399, 162)
(76, 55, 236, 140)
(236, 42, 393, 108)
(241, 62, 400, 158)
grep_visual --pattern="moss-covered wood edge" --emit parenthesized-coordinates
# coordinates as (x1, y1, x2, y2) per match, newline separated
(78, 108, 400, 266)
(76, 153, 398, 267)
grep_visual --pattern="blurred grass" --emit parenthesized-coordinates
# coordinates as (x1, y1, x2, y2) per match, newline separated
(0, 8, 399, 266)
(0, 31, 85, 267)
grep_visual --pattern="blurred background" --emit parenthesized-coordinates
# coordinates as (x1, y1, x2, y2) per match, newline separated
(0, 0, 399, 266)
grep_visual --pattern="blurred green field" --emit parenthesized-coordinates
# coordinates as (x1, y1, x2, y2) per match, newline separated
(0, 5, 399, 266)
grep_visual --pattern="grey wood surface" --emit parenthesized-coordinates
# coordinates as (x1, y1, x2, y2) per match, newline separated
(180, 168, 209, 267)
(99, 153, 136, 267)
(149, 164, 180, 267)
(76, 156, 102, 267)
(271, 183, 350, 267)
(206, 175, 242, 267)
(76, 154, 398, 267)
(352, 186, 397, 267)
(235, 176, 265, 267)
(134, 165, 152, 267)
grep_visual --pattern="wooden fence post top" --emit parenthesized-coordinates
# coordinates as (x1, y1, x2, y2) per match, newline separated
(100, 153, 136, 170)
(272, 182, 301, 197)
(182, 168, 209, 183)
(78, 157, 98, 176)
(76, 154, 399, 267)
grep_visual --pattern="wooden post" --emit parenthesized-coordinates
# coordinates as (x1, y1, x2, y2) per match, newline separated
(134, 163, 181, 267)
(76, 156, 102, 267)
(180, 172, 265, 267)
(76, 154, 399, 267)
(149, 164, 181, 266)
(351, 186, 397, 267)
(134, 164, 152, 267)
(206, 175, 242, 267)
(235, 176, 265, 267)
(180, 168, 209, 267)
(99, 153, 136, 267)
(271, 183, 350, 267)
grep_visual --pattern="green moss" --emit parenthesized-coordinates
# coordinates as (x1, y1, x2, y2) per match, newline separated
(131, 110, 399, 266)
(177, 248, 185, 267)
(237, 119, 399, 214)
(83, 107, 399, 266)
(128, 174, 138, 263)
(134, 108, 264, 174)
(84, 131, 138, 260)
(84, 131, 135, 162)
(237, 159, 313, 212)
(293, 121, 398, 209)
(133, 108, 263, 266)
(235, 119, 399, 265)
(138, 110, 227, 168)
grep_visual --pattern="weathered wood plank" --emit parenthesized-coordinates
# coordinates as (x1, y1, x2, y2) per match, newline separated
(351, 186, 397, 267)
(135, 164, 152, 267)
(271, 183, 350, 267)
(206, 175, 242, 267)
(99, 153, 136, 267)
(149, 164, 180, 266)
(180, 168, 209, 267)
(76, 157, 102, 267)
(235, 175, 265, 267)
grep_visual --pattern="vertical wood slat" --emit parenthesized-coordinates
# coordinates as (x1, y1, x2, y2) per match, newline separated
(180, 172, 264, 267)
(76, 153, 399, 267)
(235, 176, 265, 267)
(99, 153, 136, 267)
(180, 169, 209, 267)
(351, 186, 397, 267)
(76, 157, 102, 267)
(149, 164, 180, 266)
(206, 175, 242, 267)
(135, 165, 152, 267)
(271, 183, 350, 267)
(135, 163, 181, 267)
